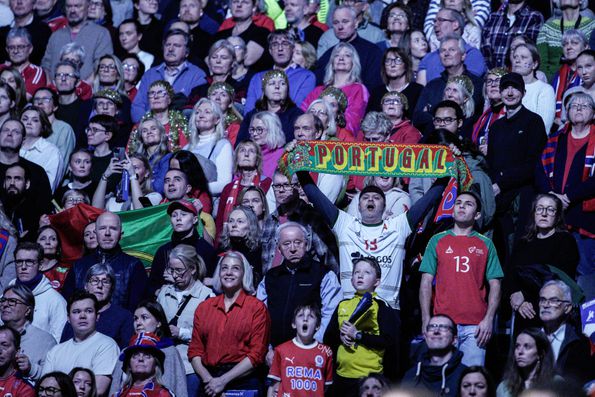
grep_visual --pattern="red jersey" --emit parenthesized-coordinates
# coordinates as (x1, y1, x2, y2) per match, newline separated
(268, 339, 333, 397)
(0, 370, 35, 397)
(419, 230, 503, 325)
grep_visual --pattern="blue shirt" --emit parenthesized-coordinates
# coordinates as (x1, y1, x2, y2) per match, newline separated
(243, 65, 316, 115)
(131, 62, 207, 122)
(419, 42, 487, 82)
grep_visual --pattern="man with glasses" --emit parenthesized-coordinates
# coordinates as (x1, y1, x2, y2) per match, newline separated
(41, 0, 113, 81)
(43, 290, 119, 396)
(132, 29, 207, 122)
(52, 61, 93, 147)
(260, 168, 339, 275)
(60, 263, 133, 348)
(2, 28, 47, 97)
(403, 314, 467, 396)
(0, 0, 51, 65)
(0, 284, 56, 381)
(413, 34, 483, 135)
(419, 191, 503, 366)
(9, 242, 66, 342)
(538, 280, 594, 384)
(62, 211, 148, 311)
(0, 325, 35, 396)
(417, 8, 486, 86)
(244, 30, 316, 115)
(486, 72, 546, 253)
(257, 222, 341, 357)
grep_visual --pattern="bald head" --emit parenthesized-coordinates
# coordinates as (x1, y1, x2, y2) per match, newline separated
(95, 212, 122, 250)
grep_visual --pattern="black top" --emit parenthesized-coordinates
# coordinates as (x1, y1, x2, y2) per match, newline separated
(214, 23, 273, 72)
(55, 98, 93, 148)
(139, 17, 165, 59)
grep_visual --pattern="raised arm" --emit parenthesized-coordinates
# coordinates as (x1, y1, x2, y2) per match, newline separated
(296, 171, 339, 226)
(406, 179, 447, 229)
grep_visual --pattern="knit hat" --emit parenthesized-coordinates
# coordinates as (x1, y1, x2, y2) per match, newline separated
(499, 72, 525, 93)
(167, 200, 197, 216)
(120, 332, 165, 371)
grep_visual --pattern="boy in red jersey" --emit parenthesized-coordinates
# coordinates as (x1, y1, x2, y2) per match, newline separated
(268, 304, 333, 397)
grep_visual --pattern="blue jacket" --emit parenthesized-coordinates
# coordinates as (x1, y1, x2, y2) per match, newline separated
(62, 246, 148, 311)
(419, 42, 487, 82)
(243, 65, 316, 114)
(132, 62, 207, 122)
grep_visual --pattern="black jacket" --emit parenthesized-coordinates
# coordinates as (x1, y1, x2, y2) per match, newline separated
(264, 256, 331, 347)
(403, 348, 467, 397)
(555, 323, 595, 385)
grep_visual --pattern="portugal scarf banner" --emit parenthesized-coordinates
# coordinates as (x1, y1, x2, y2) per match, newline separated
(281, 140, 474, 224)
(281, 140, 470, 181)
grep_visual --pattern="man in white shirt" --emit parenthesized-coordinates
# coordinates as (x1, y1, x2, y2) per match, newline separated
(43, 291, 119, 396)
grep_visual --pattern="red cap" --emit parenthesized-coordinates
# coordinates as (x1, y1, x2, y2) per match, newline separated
(167, 200, 197, 216)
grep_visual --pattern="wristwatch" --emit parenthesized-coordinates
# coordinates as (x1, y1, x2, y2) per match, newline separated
(355, 331, 363, 341)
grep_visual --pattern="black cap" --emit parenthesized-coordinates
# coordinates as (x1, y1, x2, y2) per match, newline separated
(499, 72, 525, 93)
(360, 185, 385, 201)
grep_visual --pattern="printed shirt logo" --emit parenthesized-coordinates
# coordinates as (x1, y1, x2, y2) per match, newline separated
(315, 355, 324, 367)
(445, 246, 453, 254)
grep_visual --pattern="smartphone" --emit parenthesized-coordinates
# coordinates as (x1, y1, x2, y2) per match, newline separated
(139, 197, 153, 208)
(113, 147, 126, 161)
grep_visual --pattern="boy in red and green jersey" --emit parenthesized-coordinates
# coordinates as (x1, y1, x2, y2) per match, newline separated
(419, 191, 503, 367)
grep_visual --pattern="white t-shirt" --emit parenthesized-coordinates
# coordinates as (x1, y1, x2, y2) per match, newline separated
(43, 331, 120, 376)
(333, 211, 411, 309)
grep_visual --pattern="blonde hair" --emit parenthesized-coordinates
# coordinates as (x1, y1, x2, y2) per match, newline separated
(212, 251, 255, 294)
(188, 98, 226, 147)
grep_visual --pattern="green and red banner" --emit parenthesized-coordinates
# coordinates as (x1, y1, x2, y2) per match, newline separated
(281, 140, 470, 181)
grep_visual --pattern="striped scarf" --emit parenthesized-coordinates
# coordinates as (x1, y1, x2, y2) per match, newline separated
(552, 64, 581, 120)
(542, 123, 595, 211)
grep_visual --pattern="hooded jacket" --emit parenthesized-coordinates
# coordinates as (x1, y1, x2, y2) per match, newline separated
(402, 348, 467, 397)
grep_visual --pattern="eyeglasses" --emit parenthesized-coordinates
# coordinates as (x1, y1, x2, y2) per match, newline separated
(148, 91, 168, 99)
(538, 297, 570, 307)
(272, 183, 297, 191)
(123, 64, 138, 71)
(535, 206, 556, 215)
(486, 78, 500, 86)
(131, 351, 154, 360)
(165, 267, 188, 277)
(55, 72, 76, 80)
(433, 116, 457, 125)
(382, 99, 402, 105)
(33, 97, 53, 105)
(0, 297, 28, 307)
(569, 103, 592, 111)
(388, 12, 407, 20)
(88, 277, 112, 286)
(7, 44, 30, 52)
(38, 386, 62, 396)
(384, 57, 404, 65)
(270, 41, 292, 48)
(248, 127, 266, 135)
(12, 259, 38, 268)
(436, 17, 455, 23)
(85, 126, 107, 135)
(426, 323, 453, 333)
(99, 64, 117, 71)
(65, 197, 85, 206)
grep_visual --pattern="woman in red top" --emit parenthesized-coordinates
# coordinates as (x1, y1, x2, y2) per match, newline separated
(189, 251, 270, 396)
(36, 226, 70, 291)
(116, 333, 174, 397)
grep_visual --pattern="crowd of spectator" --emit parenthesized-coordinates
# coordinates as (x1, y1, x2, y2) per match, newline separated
(0, 0, 592, 395)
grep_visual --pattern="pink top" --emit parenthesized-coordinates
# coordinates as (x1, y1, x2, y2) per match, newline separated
(261, 146, 285, 179)
(300, 83, 370, 133)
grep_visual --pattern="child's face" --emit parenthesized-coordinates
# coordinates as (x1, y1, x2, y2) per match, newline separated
(292, 308, 319, 342)
(352, 261, 380, 293)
